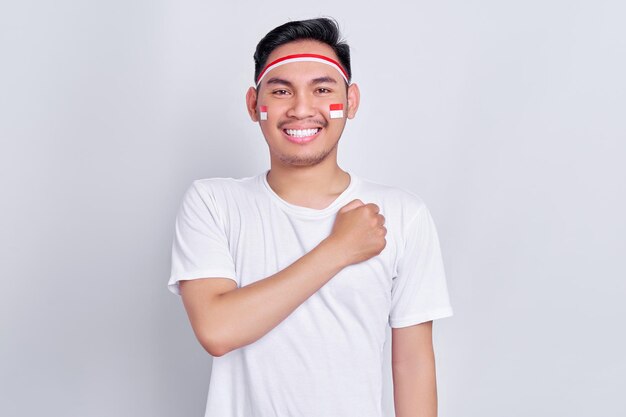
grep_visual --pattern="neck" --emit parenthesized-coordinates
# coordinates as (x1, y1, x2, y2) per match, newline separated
(266, 160, 351, 209)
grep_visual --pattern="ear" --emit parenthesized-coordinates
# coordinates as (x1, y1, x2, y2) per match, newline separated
(246, 86, 259, 122)
(346, 83, 360, 119)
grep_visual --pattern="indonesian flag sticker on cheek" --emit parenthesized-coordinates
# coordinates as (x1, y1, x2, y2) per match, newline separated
(329, 103, 344, 119)
(259, 105, 268, 121)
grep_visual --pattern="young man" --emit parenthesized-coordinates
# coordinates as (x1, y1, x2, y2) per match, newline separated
(168, 17, 453, 417)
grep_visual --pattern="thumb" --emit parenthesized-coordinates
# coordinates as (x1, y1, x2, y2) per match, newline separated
(338, 199, 364, 213)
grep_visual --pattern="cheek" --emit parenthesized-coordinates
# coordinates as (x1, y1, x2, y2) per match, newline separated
(259, 106, 268, 121)
(329, 103, 345, 119)
(258, 101, 290, 121)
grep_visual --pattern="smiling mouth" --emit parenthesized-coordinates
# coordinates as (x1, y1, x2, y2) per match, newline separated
(283, 128, 322, 138)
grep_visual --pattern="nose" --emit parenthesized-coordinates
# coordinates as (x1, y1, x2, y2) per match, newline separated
(286, 93, 316, 119)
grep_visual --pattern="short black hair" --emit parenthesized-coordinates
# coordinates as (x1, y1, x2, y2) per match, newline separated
(253, 17, 351, 84)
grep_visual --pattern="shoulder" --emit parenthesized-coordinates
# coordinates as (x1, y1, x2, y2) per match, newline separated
(355, 174, 427, 219)
(190, 173, 259, 199)
(192, 173, 256, 192)
(178, 174, 259, 219)
(179, 174, 260, 227)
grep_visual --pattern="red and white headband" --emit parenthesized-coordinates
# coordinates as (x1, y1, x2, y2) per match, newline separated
(256, 53, 350, 87)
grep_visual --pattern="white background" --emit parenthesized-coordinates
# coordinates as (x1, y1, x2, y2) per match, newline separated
(1, 1, 624, 416)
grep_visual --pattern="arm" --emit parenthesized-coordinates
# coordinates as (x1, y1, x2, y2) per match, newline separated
(391, 321, 438, 417)
(180, 237, 347, 357)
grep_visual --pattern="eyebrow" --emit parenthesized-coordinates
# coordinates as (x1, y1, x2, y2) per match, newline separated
(264, 76, 339, 88)
(311, 76, 338, 85)
(265, 77, 294, 88)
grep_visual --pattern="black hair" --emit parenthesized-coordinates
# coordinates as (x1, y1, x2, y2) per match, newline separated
(253, 17, 351, 84)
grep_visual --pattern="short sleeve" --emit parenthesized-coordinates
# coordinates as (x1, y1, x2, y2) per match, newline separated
(389, 204, 454, 328)
(167, 181, 238, 295)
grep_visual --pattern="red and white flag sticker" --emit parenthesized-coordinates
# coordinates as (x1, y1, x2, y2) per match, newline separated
(259, 105, 268, 121)
(329, 103, 344, 119)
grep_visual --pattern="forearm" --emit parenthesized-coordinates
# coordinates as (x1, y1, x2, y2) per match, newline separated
(392, 353, 438, 417)
(211, 237, 347, 355)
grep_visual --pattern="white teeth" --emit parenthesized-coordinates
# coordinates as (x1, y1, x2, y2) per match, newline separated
(285, 128, 320, 137)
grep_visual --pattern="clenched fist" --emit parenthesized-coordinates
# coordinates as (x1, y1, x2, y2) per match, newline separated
(326, 199, 387, 267)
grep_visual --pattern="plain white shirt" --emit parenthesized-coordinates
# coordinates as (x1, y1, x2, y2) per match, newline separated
(169, 170, 453, 417)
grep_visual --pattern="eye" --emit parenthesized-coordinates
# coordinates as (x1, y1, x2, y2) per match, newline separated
(272, 89, 291, 96)
(316, 87, 332, 94)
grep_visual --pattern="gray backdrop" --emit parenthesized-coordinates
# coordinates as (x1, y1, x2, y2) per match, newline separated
(2, 1, 624, 416)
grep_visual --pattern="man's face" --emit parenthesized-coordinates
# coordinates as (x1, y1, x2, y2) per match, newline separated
(246, 40, 360, 167)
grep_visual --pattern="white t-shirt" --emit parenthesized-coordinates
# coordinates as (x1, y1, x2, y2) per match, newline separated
(168, 170, 453, 417)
